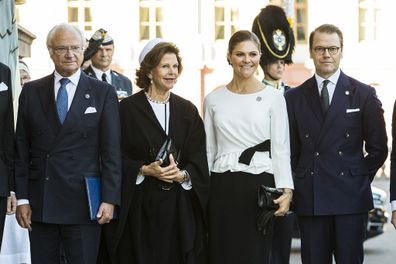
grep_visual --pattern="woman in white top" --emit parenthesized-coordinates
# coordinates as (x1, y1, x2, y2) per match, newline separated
(204, 30, 294, 264)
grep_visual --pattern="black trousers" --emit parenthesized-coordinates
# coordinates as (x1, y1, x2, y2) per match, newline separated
(0, 197, 6, 249)
(29, 222, 101, 264)
(298, 214, 367, 264)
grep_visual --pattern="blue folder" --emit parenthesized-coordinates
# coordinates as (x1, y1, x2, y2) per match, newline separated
(84, 176, 101, 220)
(84, 176, 118, 221)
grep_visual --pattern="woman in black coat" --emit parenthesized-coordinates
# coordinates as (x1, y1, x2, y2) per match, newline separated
(113, 39, 209, 264)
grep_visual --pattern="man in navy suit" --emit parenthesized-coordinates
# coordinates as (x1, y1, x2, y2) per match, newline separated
(83, 28, 133, 100)
(0, 62, 16, 249)
(15, 23, 121, 264)
(285, 24, 387, 264)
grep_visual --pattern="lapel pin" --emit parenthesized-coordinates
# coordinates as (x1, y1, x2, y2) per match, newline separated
(345, 91, 350, 95)
(85, 94, 90, 99)
(256, 96, 262, 102)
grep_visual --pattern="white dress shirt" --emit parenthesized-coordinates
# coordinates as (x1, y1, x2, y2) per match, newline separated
(314, 68, 341, 104)
(54, 70, 80, 110)
(91, 65, 112, 84)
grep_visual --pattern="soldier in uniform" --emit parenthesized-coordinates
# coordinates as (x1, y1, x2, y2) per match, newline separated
(252, 5, 295, 264)
(83, 28, 133, 99)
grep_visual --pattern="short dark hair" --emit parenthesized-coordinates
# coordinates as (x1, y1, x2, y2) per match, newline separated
(227, 30, 261, 63)
(135, 42, 183, 91)
(309, 24, 343, 50)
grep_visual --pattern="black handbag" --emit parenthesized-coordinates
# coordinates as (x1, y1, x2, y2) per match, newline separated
(257, 185, 283, 237)
(155, 137, 180, 167)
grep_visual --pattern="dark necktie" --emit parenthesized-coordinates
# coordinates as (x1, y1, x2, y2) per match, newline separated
(56, 78, 70, 124)
(321, 80, 330, 113)
(101, 73, 108, 83)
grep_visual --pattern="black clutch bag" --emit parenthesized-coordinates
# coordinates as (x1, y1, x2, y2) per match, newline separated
(257, 185, 283, 237)
(155, 137, 180, 167)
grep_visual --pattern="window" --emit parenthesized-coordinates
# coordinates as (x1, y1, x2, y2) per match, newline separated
(359, 0, 381, 42)
(294, 0, 308, 43)
(139, 0, 163, 41)
(214, 0, 239, 40)
(268, 1, 307, 43)
(67, 0, 92, 31)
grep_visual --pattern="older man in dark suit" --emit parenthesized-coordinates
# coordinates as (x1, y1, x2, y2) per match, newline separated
(15, 23, 121, 264)
(285, 24, 387, 264)
(83, 28, 133, 100)
(0, 62, 16, 249)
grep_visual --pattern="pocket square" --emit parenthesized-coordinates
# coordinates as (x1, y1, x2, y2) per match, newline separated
(346, 108, 360, 113)
(0, 82, 8, 92)
(84, 107, 97, 114)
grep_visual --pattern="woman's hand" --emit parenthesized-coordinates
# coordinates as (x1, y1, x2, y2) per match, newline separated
(273, 188, 293, 217)
(141, 154, 183, 183)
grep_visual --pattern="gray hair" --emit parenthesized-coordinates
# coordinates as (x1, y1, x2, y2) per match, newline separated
(46, 23, 86, 50)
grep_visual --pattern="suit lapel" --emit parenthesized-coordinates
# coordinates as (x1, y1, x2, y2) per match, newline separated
(111, 71, 120, 91)
(37, 74, 62, 135)
(318, 72, 353, 142)
(84, 66, 97, 79)
(302, 77, 324, 124)
(52, 73, 93, 145)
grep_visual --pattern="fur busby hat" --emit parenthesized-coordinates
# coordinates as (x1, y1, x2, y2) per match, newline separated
(252, 5, 295, 65)
(83, 28, 114, 63)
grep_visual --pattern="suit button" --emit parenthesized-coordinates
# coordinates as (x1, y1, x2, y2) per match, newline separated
(315, 152, 320, 156)
(46, 154, 50, 158)
(305, 133, 309, 138)
(310, 171, 314, 175)
(45, 177, 49, 180)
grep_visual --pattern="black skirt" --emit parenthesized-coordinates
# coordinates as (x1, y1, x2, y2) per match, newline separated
(117, 177, 205, 264)
(209, 171, 275, 264)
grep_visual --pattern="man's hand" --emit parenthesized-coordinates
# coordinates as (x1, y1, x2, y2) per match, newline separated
(96, 202, 114, 225)
(6, 193, 17, 215)
(16, 204, 32, 231)
(391, 211, 396, 230)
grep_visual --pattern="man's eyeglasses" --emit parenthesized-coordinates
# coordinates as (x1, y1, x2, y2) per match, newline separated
(51, 46, 83, 55)
(312, 46, 340, 55)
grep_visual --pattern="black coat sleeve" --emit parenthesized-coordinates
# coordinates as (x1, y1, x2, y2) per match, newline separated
(390, 100, 396, 201)
(362, 88, 388, 181)
(0, 63, 15, 196)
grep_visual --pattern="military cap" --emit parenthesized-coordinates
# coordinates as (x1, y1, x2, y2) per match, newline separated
(83, 28, 114, 63)
(252, 5, 295, 65)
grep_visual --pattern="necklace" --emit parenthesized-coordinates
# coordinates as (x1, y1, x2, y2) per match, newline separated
(145, 91, 170, 104)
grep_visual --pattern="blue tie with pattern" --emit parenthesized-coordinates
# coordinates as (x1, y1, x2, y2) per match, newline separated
(56, 78, 70, 124)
